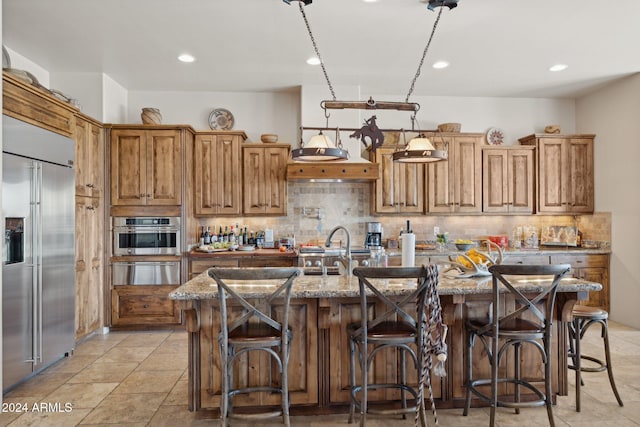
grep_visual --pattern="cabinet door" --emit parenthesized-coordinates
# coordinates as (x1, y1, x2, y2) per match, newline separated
(538, 138, 566, 213)
(244, 146, 289, 215)
(194, 134, 241, 215)
(75, 118, 104, 198)
(429, 135, 481, 213)
(374, 148, 425, 214)
(75, 196, 103, 339)
(146, 130, 182, 205)
(110, 129, 146, 205)
(567, 138, 594, 213)
(550, 254, 609, 312)
(453, 135, 482, 213)
(483, 148, 533, 214)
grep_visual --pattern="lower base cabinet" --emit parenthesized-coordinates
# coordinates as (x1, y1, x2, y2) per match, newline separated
(111, 285, 181, 326)
(550, 254, 610, 311)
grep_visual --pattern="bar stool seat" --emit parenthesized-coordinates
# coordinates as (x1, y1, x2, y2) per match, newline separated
(568, 304, 624, 412)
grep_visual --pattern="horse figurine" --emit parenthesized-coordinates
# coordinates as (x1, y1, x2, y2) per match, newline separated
(350, 115, 385, 151)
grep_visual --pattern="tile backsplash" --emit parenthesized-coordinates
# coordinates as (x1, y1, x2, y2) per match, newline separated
(194, 182, 611, 248)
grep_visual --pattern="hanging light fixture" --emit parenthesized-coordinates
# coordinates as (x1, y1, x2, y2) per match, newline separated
(285, 0, 457, 162)
(392, 132, 447, 163)
(291, 127, 349, 161)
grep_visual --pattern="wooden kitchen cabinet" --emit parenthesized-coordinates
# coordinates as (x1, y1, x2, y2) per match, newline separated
(243, 143, 289, 215)
(428, 133, 483, 213)
(482, 146, 535, 214)
(110, 127, 185, 206)
(550, 254, 609, 312)
(194, 131, 246, 216)
(322, 297, 442, 405)
(519, 134, 594, 214)
(373, 146, 425, 214)
(195, 298, 318, 409)
(74, 196, 104, 339)
(75, 114, 104, 198)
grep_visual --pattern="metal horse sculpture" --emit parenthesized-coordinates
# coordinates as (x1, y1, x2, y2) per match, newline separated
(350, 115, 384, 151)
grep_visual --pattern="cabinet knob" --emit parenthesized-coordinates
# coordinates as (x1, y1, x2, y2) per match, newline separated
(143, 304, 149, 309)
(86, 183, 94, 188)
(147, 194, 152, 198)
(86, 206, 95, 211)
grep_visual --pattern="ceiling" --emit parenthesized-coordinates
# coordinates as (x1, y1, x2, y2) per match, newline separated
(3, 0, 639, 99)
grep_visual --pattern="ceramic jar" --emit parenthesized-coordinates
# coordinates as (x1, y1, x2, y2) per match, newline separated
(141, 108, 162, 124)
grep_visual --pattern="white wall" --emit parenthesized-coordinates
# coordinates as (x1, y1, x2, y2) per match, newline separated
(576, 73, 640, 328)
(102, 74, 127, 124)
(127, 89, 301, 143)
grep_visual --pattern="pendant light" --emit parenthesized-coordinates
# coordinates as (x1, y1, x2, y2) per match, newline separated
(284, 0, 457, 162)
(291, 128, 349, 162)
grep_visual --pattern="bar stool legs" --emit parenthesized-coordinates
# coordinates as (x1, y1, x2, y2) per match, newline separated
(568, 305, 623, 412)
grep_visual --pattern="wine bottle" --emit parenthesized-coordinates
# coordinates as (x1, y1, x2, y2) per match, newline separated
(203, 226, 211, 245)
(199, 226, 206, 246)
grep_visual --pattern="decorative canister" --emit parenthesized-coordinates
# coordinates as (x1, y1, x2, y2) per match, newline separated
(141, 108, 162, 124)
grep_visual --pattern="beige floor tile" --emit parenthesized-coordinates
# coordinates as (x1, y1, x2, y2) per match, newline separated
(45, 354, 101, 375)
(147, 405, 216, 426)
(115, 331, 171, 347)
(135, 351, 188, 371)
(0, 397, 41, 427)
(111, 370, 183, 394)
(2, 407, 92, 427)
(4, 372, 75, 399)
(78, 393, 165, 425)
(94, 345, 156, 364)
(66, 362, 139, 384)
(161, 379, 189, 406)
(49, 382, 119, 409)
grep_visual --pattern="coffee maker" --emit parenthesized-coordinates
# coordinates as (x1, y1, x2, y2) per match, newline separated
(365, 222, 383, 249)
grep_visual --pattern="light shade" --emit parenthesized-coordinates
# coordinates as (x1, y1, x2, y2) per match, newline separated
(392, 135, 447, 163)
(291, 132, 349, 162)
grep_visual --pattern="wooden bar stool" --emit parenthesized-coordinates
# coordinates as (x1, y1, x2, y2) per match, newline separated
(209, 267, 300, 427)
(463, 263, 571, 427)
(348, 265, 447, 427)
(568, 304, 624, 412)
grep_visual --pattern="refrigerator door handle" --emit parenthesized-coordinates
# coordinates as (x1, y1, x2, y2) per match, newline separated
(33, 162, 44, 365)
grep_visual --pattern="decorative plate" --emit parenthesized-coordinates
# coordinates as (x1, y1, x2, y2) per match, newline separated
(208, 108, 234, 130)
(486, 127, 505, 145)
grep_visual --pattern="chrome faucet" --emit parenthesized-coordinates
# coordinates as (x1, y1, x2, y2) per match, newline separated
(325, 225, 352, 276)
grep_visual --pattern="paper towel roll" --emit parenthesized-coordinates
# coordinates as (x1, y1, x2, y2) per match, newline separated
(401, 233, 416, 267)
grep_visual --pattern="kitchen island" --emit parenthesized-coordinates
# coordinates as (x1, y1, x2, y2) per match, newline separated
(169, 269, 601, 415)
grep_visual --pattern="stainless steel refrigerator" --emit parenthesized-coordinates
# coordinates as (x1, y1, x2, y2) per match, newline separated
(2, 115, 75, 392)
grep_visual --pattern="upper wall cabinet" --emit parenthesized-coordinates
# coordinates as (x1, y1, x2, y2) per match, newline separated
(75, 115, 104, 198)
(194, 131, 246, 216)
(373, 147, 425, 214)
(110, 126, 187, 206)
(482, 146, 535, 214)
(519, 134, 594, 214)
(428, 133, 483, 214)
(3, 71, 75, 137)
(243, 143, 289, 215)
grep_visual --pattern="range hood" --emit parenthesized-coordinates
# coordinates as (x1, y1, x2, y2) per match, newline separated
(286, 160, 379, 182)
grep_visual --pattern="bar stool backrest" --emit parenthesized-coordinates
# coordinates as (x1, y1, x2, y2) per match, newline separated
(482, 264, 572, 336)
(208, 267, 300, 343)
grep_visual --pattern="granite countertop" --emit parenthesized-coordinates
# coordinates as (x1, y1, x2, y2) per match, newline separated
(169, 268, 602, 300)
(387, 247, 611, 257)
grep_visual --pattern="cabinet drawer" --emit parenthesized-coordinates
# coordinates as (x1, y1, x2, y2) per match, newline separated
(503, 255, 550, 265)
(111, 285, 180, 326)
(190, 258, 239, 276)
(550, 254, 608, 268)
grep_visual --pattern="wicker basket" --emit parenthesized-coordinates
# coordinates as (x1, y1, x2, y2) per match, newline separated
(437, 122, 461, 132)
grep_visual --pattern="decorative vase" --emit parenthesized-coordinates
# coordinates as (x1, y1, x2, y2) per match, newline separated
(141, 108, 162, 124)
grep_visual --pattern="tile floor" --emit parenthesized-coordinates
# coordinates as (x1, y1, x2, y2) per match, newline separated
(1, 321, 638, 426)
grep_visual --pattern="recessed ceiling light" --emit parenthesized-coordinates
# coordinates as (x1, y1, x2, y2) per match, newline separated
(549, 63, 568, 72)
(178, 53, 195, 63)
(432, 61, 449, 69)
(306, 57, 321, 65)
(363, 0, 378, 3)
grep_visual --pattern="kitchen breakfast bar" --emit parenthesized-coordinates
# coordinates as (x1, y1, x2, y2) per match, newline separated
(169, 269, 601, 415)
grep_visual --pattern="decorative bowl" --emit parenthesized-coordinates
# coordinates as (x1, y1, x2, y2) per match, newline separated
(261, 134, 278, 143)
(455, 243, 473, 251)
